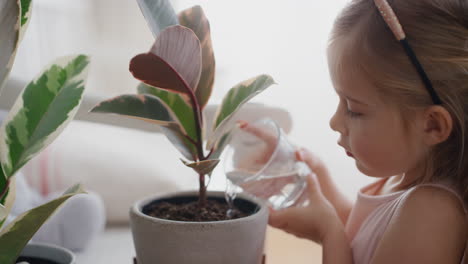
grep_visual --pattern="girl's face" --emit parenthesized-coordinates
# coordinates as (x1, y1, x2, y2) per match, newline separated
(327, 44, 427, 178)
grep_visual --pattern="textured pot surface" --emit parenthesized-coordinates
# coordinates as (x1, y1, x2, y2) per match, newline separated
(19, 243, 75, 264)
(130, 191, 269, 264)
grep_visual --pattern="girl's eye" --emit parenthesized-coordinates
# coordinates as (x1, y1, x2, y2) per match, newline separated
(346, 109, 362, 118)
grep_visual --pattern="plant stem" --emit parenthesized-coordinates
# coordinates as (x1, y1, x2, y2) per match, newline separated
(199, 173, 206, 206)
(183, 134, 198, 147)
(186, 89, 207, 206)
(187, 90, 204, 158)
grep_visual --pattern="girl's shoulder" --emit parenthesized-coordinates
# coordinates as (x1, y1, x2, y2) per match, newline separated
(398, 183, 466, 231)
(370, 184, 467, 262)
(401, 183, 466, 218)
(403, 182, 466, 215)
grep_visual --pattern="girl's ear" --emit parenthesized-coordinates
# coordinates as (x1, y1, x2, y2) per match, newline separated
(422, 106, 453, 146)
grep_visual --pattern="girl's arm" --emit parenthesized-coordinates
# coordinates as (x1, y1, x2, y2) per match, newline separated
(370, 186, 467, 263)
(297, 148, 353, 224)
(322, 219, 354, 264)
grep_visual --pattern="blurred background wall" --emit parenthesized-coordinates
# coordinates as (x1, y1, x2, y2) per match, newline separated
(10, 0, 374, 200)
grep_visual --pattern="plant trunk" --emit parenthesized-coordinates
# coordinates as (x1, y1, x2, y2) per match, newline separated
(198, 173, 207, 207)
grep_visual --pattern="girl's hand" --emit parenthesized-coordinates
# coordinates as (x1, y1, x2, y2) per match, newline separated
(295, 148, 329, 186)
(235, 120, 277, 169)
(295, 148, 353, 224)
(268, 173, 343, 244)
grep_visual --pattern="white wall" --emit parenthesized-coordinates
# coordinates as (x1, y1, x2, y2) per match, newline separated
(174, 0, 374, 199)
(10, 0, 374, 200)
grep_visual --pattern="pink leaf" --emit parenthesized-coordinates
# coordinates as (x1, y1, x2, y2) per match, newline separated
(150, 25, 202, 92)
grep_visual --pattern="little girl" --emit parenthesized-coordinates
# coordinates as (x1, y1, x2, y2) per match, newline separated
(266, 0, 468, 262)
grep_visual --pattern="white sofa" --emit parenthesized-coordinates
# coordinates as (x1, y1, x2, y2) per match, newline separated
(1, 77, 293, 224)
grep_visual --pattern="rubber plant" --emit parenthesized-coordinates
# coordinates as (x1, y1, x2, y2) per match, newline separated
(0, 0, 90, 262)
(91, 0, 275, 207)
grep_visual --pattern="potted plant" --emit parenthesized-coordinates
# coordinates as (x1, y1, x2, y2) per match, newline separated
(0, 1, 90, 263)
(91, 0, 274, 263)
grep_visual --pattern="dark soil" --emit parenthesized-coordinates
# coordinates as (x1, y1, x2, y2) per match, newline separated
(143, 195, 258, 222)
(16, 256, 60, 264)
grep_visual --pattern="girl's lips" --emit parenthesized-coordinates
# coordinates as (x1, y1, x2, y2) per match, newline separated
(346, 151, 354, 157)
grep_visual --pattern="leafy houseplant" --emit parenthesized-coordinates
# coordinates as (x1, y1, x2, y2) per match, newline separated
(90, 0, 273, 263)
(0, 1, 90, 263)
(91, 0, 275, 214)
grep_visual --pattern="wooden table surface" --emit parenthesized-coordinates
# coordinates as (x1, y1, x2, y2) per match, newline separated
(265, 227, 322, 264)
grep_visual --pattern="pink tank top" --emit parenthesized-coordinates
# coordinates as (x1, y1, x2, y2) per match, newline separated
(345, 178, 467, 263)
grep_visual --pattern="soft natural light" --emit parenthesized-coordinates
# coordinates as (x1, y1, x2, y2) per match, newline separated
(11, 0, 373, 199)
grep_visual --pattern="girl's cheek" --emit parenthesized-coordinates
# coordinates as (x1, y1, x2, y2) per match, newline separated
(350, 132, 375, 160)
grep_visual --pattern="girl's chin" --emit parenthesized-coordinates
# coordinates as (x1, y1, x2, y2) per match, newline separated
(355, 162, 370, 175)
(355, 161, 378, 177)
(355, 161, 395, 178)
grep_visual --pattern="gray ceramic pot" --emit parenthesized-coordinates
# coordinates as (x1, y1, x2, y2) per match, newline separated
(18, 243, 75, 264)
(130, 191, 269, 264)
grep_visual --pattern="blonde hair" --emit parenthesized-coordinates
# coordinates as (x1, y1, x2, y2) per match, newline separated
(329, 0, 468, 202)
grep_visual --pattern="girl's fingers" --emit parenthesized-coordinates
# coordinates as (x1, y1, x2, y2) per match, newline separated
(268, 174, 320, 227)
(305, 173, 323, 200)
(268, 206, 295, 229)
(295, 148, 321, 170)
(292, 188, 309, 207)
(268, 206, 311, 239)
(240, 176, 296, 199)
(237, 120, 278, 146)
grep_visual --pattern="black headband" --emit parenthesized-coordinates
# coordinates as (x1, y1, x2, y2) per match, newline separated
(374, 0, 442, 105)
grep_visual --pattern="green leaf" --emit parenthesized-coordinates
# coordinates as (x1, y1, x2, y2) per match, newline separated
(20, 0, 32, 26)
(18, 0, 32, 42)
(0, 174, 16, 229)
(149, 25, 201, 92)
(179, 6, 215, 110)
(0, 0, 21, 91)
(207, 74, 275, 150)
(138, 83, 197, 141)
(136, 0, 178, 38)
(0, 165, 7, 205)
(181, 159, 220, 175)
(0, 184, 85, 264)
(91, 94, 198, 160)
(0, 55, 90, 178)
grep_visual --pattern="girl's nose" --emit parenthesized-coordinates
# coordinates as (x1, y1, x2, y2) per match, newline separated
(329, 110, 346, 135)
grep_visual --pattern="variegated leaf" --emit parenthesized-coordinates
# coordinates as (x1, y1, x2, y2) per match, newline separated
(0, 184, 85, 264)
(207, 74, 275, 150)
(130, 53, 193, 96)
(0, 175, 16, 229)
(91, 94, 177, 127)
(161, 123, 197, 161)
(150, 25, 201, 92)
(208, 132, 232, 161)
(206, 132, 232, 177)
(136, 0, 178, 38)
(0, 0, 21, 91)
(0, 204, 5, 222)
(181, 159, 220, 175)
(19, 0, 32, 41)
(138, 83, 196, 141)
(0, 55, 90, 178)
(91, 94, 197, 160)
(179, 5, 215, 110)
